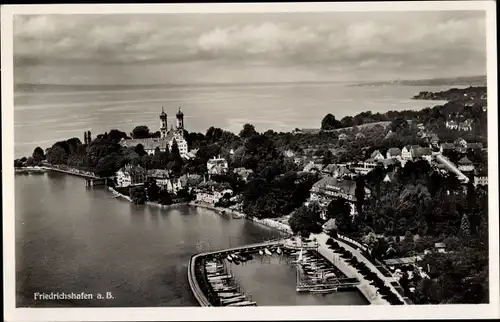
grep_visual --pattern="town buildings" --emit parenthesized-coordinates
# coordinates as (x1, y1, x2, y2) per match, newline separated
(233, 167, 254, 182)
(457, 157, 474, 172)
(474, 176, 488, 187)
(309, 176, 371, 219)
(120, 107, 188, 157)
(116, 164, 147, 187)
(207, 156, 229, 175)
(386, 148, 402, 160)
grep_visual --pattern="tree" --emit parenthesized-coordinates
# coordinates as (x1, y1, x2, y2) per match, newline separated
(158, 190, 173, 205)
(355, 176, 366, 214)
(458, 214, 471, 237)
(87, 130, 92, 143)
(25, 157, 34, 166)
(321, 114, 342, 130)
(130, 186, 146, 204)
(32, 146, 45, 163)
(390, 118, 409, 133)
(239, 123, 258, 139)
(131, 125, 151, 139)
(95, 152, 122, 177)
(146, 180, 160, 201)
(46, 145, 68, 165)
(134, 144, 147, 157)
(322, 150, 334, 165)
(108, 129, 128, 142)
(289, 203, 323, 238)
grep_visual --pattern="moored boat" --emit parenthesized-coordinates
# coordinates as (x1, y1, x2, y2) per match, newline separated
(264, 248, 272, 256)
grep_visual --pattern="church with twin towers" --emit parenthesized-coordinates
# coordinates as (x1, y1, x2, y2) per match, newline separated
(120, 107, 188, 157)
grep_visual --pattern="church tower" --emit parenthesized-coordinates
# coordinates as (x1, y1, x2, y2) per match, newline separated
(160, 107, 168, 139)
(176, 107, 184, 131)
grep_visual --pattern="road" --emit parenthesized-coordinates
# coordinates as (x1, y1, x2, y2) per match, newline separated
(313, 233, 405, 305)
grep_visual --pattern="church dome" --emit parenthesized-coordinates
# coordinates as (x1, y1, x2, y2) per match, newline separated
(160, 107, 167, 118)
(176, 107, 184, 117)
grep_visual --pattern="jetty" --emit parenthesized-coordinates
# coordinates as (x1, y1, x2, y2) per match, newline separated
(38, 165, 111, 187)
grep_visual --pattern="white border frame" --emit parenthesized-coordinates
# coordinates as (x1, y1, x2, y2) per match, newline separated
(2, 2, 499, 321)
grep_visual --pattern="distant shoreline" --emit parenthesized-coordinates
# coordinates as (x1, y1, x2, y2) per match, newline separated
(15, 75, 486, 93)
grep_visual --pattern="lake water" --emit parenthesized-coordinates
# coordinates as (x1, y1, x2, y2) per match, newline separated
(15, 173, 367, 307)
(14, 82, 452, 158)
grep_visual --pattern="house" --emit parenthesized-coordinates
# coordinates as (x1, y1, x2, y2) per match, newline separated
(445, 120, 458, 130)
(381, 158, 398, 169)
(458, 156, 474, 172)
(207, 156, 229, 175)
(179, 173, 202, 188)
(434, 242, 447, 253)
(458, 121, 472, 131)
(303, 161, 324, 173)
(352, 159, 377, 175)
(429, 134, 440, 147)
(467, 142, 484, 151)
(309, 176, 371, 219)
(440, 142, 456, 154)
(383, 172, 396, 183)
(338, 133, 348, 141)
(233, 167, 254, 182)
(147, 169, 171, 187)
(370, 150, 385, 161)
(474, 176, 488, 187)
(412, 147, 432, 162)
(185, 149, 198, 159)
(402, 145, 420, 161)
(454, 138, 468, 149)
(196, 187, 233, 205)
(323, 164, 356, 179)
(386, 147, 402, 160)
(116, 164, 147, 188)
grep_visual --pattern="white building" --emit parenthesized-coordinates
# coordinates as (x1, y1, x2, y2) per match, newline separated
(474, 176, 488, 187)
(147, 169, 171, 187)
(120, 107, 189, 157)
(116, 164, 146, 188)
(370, 150, 385, 161)
(207, 156, 229, 175)
(196, 188, 233, 205)
(445, 120, 459, 130)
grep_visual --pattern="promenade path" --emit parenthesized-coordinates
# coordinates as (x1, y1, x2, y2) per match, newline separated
(313, 233, 407, 305)
(313, 233, 390, 305)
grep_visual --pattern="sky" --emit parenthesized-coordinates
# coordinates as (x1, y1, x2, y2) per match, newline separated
(13, 11, 487, 85)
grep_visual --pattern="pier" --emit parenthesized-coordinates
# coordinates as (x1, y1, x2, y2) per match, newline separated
(39, 165, 111, 187)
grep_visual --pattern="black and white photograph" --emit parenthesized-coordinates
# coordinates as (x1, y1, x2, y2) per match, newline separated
(2, 2, 499, 321)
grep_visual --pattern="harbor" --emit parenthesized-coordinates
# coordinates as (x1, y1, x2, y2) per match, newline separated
(189, 239, 365, 307)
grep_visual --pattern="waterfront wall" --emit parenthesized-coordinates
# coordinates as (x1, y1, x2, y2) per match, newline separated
(189, 202, 293, 235)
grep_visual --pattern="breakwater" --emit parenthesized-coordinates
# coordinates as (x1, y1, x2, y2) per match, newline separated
(188, 240, 285, 306)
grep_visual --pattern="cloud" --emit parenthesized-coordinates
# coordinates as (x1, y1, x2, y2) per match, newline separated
(13, 11, 487, 83)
